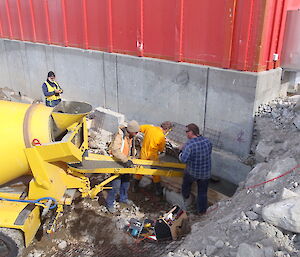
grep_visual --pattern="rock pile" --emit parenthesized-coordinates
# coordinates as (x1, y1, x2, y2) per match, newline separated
(255, 96, 300, 130)
(0, 87, 35, 103)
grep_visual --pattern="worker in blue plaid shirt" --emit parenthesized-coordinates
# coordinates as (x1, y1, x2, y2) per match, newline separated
(179, 123, 212, 214)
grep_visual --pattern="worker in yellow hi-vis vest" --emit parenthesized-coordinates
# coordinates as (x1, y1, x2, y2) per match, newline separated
(42, 71, 63, 107)
(132, 121, 174, 196)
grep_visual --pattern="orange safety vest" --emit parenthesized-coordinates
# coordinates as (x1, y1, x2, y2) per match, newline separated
(120, 129, 132, 156)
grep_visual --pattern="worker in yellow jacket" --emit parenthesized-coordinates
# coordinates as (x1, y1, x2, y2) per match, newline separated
(133, 121, 174, 195)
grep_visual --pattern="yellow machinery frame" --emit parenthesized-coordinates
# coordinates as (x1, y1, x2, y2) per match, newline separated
(0, 101, 184, 249)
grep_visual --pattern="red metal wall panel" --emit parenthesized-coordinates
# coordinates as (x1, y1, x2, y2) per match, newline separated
(230, 0, 280, 72)
(111, 0, 139, 56)
(19, 0, 35, 42)
(4, 0, 22, 40)
(0, 1, 11, 38)
(287, 0, 300, 9)
(181, 0, 236, 68)
(64, 0, 85, 48)
(85, 0, 109, 51)
(275, 0, 300, 69)
(47, 0, 64, 46)
(244, 0, 270, 71)
(31, 0, 49, 44)
(265, 0, 285, 70)
(230, 0, 254, 71)
(143, 0, 177, 61)
(0, 0, 295, 72)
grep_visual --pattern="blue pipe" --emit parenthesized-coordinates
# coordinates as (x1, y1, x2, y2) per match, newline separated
(0, 196, 57, 210)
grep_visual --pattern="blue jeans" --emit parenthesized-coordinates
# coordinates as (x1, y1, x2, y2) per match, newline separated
(181, 172, 209, 213)
(106, 178, 130, 208)
(45, 99, 61, 107)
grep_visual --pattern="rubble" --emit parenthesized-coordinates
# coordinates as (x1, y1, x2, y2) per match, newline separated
(255, 141, 274, 162)
(0, 87, 35, 103)
(262, 197, 300, 233)
(27, 250, 45, 257)
(236, 243, 270, 257)
(255, 98, 297, 129)
(167, 95, 300, 257)
(293, 115, 300, 130)
(280, 188, 299, 199)
(263, 157, 297, 193)
(57, 241, 67, 250)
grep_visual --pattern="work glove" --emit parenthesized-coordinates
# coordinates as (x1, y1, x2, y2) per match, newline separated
(123, 160, 134, 168)
(159, 152, 166, 158)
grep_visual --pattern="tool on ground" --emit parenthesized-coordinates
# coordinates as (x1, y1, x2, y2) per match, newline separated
(154, 205, 188, 241)
(125, 206, 189, 242)
(125, 218, 156, 240)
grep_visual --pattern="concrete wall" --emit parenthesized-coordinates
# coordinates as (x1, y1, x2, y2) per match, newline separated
(205, 69, 258, 156)
(0, 39, 284, 183)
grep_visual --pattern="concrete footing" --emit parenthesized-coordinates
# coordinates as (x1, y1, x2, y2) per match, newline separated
(212, 150, 252, 185)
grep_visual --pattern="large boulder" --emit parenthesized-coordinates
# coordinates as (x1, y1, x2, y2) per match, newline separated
(293, 114, 300, 130)
(280, 188, 299, 200)
(245, 163, 269, 188)
(236, 243, 265, 257)
(262, 197, 300, 233)
(294, 96, 300, 113)
(255, 141, 274, 163)
(264, 157, 297, 193)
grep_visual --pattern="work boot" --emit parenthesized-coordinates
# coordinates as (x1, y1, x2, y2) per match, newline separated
(183, 196, 193, 211)
(107, 206, 116, 213)
(154, 182, 163, 196)
(120, 199, 133, 206)
(132, 179, 140, 193)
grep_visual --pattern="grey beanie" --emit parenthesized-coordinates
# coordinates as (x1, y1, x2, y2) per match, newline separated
(127, 120, 140, 133)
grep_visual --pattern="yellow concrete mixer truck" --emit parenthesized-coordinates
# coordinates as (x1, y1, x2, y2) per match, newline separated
(0, 100, 184, 257)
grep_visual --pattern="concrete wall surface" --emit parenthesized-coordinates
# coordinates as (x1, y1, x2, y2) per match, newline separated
(205, 68, 258, 156)
(0, 39, 283, 183)
(212, 150, 252, 185)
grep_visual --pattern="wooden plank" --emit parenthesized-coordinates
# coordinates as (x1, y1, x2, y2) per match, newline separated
(161, 177, 228, 204)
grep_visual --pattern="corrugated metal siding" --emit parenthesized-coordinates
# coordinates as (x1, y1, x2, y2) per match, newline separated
(0, 0, 299, 72)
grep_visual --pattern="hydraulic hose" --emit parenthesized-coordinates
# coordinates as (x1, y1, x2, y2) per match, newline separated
(0, 196, 57, 210)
